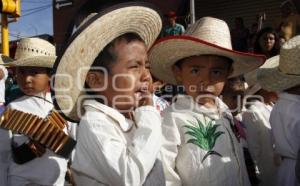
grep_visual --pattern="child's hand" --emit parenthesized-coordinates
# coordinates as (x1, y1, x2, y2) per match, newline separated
(139, 93, 153, 106)
(138, 83, 153, 107)
(28, 140, 46, 157)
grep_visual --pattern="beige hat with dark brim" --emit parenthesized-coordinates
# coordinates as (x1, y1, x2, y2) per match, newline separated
(257, 55, 300, 91)
(52, 3, 162, 122)
(149, 35, 266, 85)
(4, 56, 56, 68)
(4, 37, 56, 68)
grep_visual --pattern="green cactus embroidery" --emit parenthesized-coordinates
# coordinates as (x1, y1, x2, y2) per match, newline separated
(184, 117, 224, 163)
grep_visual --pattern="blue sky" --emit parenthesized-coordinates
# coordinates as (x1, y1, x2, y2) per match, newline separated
(9, 0, 52, 41)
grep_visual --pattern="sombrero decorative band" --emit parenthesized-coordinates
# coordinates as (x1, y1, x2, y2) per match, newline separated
(149, 17, 265, 85)
(4, 38, 56, 68)
(0, 108, 76, 159)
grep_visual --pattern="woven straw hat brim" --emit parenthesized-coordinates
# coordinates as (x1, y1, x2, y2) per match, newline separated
(149, 35, 265, 85)
(52, 3, 162, 122)
(4, 56, 56, 68)
(257, 55, 300, 91)
(244, 84, 262, 96)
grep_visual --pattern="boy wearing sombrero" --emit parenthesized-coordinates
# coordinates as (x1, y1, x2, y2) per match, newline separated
(2, 38, 69, 186)
(257, 35, 300, 186)
(242, 70, 278, 186)
(52, 4, 165, 186)
(149, 17, 265, 186)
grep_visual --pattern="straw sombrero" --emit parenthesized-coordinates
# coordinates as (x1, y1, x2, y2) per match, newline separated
(244, 70, 262, 95)
(52, 3, 162, 122)
(257, 35, 300, 91)
(149, 17, 266, 85)
(5, 37, 56, 68)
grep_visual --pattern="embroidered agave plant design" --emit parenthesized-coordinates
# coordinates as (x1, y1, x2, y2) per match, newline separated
(185, 117, 224, 163)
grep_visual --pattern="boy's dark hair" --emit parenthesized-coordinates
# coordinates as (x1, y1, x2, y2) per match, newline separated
(91, 32, 143, 74)
(174, 55, 233, 70)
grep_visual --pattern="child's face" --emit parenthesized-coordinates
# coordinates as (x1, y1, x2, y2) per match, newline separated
(87, 40, 151, 112)
(15, 67, 50, 96)
(173, 55, 232, 106)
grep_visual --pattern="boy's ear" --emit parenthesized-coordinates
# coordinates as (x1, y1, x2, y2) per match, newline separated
(172, 65, 183, 83)
(86, 71, 104, 89)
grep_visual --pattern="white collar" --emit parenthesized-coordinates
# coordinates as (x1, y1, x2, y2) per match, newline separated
(34, 92, 52, 102)
(174, 95, 231, 120)
(83, 99, 132, 132)
(17, 92, 52, 104)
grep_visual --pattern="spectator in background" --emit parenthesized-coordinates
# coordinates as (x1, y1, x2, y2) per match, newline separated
(248, 23, 259, 52)
(254, 27, 280, 58)
(273, 0, 300, 41)
(161, 11, 186, 102)
(231, 17, 250, 52)
(162, 11, 185, 37)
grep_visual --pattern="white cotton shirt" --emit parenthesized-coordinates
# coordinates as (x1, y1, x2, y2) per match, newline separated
(0, 65, 8, 104)
(270, 93, 300, 186)
(242, 100, 277, 186)
(7, 93, 68, 186)
(153, 94, 169, 113)
(71, 100, 163, 186)
(161, 95, 250, 186)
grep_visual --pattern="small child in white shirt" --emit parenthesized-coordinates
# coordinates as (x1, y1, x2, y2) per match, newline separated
(221, 76, 260, 185)
(257, 35, 300, 186)
(242, 70, 278, 186)
(52, 4, 164, 186)
(149, 17, 265, 186)
(1, 38, 70, 186)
